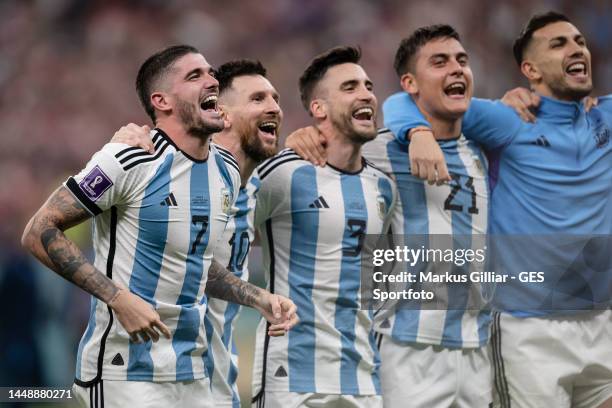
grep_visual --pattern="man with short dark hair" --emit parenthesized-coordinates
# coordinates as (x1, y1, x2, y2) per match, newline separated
(251, 46, 396, 408)
(369, 24, 491, 408)
(384, 12, 612, 408)
(22, 45, 297, 407)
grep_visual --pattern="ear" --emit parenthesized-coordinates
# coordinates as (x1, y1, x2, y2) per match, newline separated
(150, 92, 172, 115)
(400, 73, 418, 95)
(520, 60, 541, 82)
(219, 105, 231, 129)
(310, 99, 327, 120)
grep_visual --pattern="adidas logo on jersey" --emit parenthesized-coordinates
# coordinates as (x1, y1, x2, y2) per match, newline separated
(274, 365, 288, 377)
(111, 353, 124, 366)
(160, 192, 178, 207)
(308, 196, 329, 209)
(531, 135, 550, 147)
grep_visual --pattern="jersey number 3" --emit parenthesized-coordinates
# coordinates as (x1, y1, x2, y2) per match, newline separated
(343, 218, 366, 257)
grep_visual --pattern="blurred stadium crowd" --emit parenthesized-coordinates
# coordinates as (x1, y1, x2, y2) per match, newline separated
(0, 0, 610, 401)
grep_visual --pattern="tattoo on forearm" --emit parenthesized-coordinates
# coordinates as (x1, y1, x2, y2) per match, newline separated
(41, 227, 118, 303)
(28, 186, 118, 304)
(206, 259, 261, 307)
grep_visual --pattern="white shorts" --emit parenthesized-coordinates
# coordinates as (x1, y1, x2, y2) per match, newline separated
(379, 334, 492, 408)
(490, 310, 612, 408)
(72, 377, 212, 408)
(252, 391, 381, 408)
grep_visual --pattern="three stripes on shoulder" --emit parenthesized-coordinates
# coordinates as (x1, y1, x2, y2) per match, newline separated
(258, 149, 302, 180)
(114, 133, 171, 171)
(114, 132, 241, 174)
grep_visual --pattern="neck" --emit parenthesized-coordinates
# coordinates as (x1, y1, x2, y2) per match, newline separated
(157, 118, 211, 161)
(317, 121, 363, 173)
(212, 131, 256, 186)
(416, 103, 462, 140)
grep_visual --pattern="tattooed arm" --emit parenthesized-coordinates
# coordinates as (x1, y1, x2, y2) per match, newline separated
(206, 259, 299, 335)
(22, 186, 170, 342)
(22, 186, 119, 302)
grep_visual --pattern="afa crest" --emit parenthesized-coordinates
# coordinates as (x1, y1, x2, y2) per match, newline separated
(590, 109, 610, 149)
(221, 188, 232, 214)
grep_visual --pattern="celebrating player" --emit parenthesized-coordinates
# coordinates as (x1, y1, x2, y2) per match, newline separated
(285, 25, 491, 407)
(383, 12, 612, 408)
(112, 59, 284, 407)
(21, 45, 297, 408)
(251, 46, 396, 408)
(366, 25, 490, 408)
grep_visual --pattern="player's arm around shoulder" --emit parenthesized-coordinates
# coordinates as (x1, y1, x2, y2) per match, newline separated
(591, 94, 612, 116)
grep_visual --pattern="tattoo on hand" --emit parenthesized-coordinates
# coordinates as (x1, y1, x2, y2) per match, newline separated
(206, 259, 261, 306)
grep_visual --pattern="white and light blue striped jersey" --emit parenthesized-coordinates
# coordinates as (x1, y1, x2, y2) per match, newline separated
(66, 129, 241, 385)
(363, 130, 490, 348)
(251, 149, 396, 397)
(203, 173, 259, 407)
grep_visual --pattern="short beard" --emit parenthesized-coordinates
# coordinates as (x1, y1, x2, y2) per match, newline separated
(330, 110, 377, 145)
(543, 71, 593, 102)
(550, 81, 593, 101)
(176, 99, 223, 138)
(241, 129, 278, 163)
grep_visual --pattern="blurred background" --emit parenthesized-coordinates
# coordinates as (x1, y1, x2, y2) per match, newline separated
(0, 0, 610, 406)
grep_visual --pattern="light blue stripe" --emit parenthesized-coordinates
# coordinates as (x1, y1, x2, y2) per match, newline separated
(387, 140, 427, 342)
(127, 153, 173, 380)
(173, 161, 211, 380)
(203, 314, 215, 379)
(288, 165, 318, 392)
(75, 297, 97, 380)
(226, 188, 251, 274)
(214, 152, 234, 199)
(442, 140, 475, 347)
(377, 177, 393, 217)
(336, 174, 367, 394)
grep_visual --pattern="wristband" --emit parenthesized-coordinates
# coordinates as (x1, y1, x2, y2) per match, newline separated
(407, 126, 433, 141)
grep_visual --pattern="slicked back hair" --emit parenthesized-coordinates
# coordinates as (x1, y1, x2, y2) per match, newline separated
(394, 24, 460, 77)
(136, 44, 199, 123)
(216, 59, 267, 94)
(299, 45, 361, 112)
(513, 11, 571, 66)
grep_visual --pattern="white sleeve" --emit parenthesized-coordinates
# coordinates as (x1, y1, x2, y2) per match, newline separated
(63, 144, 131, 216)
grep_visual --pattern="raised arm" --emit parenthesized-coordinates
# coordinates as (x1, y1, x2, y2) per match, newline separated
(382, 92, 450, 184)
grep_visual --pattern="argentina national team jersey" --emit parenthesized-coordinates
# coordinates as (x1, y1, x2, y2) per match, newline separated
(65, 129, 241, 385)
(203, 172, 259, 407)
(363, 130, 490, 348)
(384, 93, 612, 316)
(251, 149, 396, 396)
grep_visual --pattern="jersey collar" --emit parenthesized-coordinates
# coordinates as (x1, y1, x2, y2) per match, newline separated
(537, 95, 584, 123)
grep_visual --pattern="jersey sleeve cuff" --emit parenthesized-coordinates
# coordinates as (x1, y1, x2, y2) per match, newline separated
(65, 177, 103, 216)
